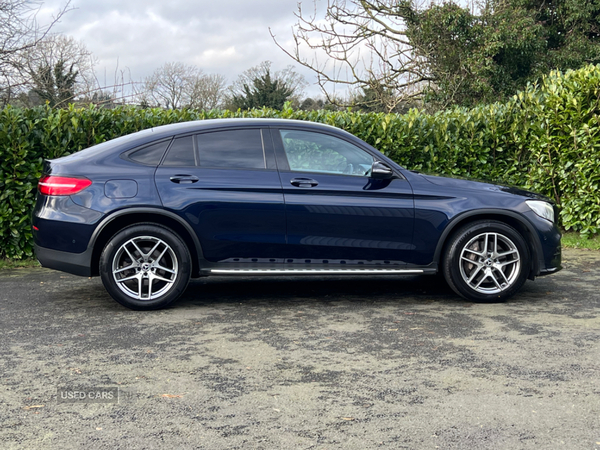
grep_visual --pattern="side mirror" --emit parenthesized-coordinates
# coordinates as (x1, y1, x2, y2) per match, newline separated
(371, 161, 394, 179)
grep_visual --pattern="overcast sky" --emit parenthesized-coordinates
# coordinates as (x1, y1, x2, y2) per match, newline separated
(38, 0, 328, 97)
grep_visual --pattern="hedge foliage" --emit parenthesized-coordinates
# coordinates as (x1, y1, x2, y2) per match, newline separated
(1, 65, 599, 258)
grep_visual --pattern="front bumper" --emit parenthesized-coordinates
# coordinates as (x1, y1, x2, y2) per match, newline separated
(538, 244, 562, 276)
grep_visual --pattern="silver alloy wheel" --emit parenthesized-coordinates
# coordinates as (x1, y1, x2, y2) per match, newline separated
(459, 232, 521, 294)
(111, 236, 178, 300)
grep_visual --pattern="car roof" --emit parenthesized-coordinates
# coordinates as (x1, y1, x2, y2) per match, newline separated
(147, 118, 341, 135)
(53, 118, 348, 163)
(120, 118, 346, 144)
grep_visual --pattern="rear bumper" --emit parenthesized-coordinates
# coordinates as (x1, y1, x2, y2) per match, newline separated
(35, 244, 93, 277)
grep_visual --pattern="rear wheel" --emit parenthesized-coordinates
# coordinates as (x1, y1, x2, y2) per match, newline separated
(100, 224, 191, 310)
(443, 220, 530, 302)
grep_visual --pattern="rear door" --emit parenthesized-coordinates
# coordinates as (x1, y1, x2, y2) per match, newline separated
(155, 127, 286, 265)
(272, 127, 415, 266)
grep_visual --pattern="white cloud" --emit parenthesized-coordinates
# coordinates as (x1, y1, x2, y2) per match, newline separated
(198, 46, 237, 67)
(35, 0, 330, 97)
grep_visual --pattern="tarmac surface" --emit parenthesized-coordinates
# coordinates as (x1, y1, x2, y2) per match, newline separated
(1, 248, 599, 449)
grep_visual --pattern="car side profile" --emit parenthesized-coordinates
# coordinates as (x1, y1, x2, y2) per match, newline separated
(33, 118, 562, 310)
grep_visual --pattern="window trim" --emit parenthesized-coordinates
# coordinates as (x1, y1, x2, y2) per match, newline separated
(155, 127, 277, 170)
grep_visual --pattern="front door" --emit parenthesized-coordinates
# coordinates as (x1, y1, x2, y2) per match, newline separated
(272, 128, 415, 266)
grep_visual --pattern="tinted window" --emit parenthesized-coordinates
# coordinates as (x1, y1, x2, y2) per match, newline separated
(196, 129, 265, 169)
(163, 136, 196, 167)
(128, 140, 170, 166)
(280, 130, 373, 176)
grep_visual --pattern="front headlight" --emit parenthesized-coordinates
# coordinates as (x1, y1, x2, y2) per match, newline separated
(526, 200, 554, 223)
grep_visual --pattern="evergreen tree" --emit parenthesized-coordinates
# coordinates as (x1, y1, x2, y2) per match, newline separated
(227, 61, 306, 110)
(32, 60, 78, 107)
(231, 69, 294, 110)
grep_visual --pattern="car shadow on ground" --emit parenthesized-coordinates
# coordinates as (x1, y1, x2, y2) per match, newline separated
(35, 271, 557, 311)
(40, 273, 458, 311)
(174, 273, 552, 309)
(179, 274, 452, 303)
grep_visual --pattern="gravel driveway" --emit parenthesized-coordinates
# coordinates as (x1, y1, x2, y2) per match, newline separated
(1, 248, 599, 449)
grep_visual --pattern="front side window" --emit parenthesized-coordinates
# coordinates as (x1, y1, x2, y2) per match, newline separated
(196, 129, 266, 169)
(280, 130, 373, 176)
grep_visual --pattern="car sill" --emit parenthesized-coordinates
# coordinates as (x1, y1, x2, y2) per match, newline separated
(208, 268, 426, 275)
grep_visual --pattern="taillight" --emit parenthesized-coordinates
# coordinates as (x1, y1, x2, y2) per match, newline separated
(38, 176, 92, 196)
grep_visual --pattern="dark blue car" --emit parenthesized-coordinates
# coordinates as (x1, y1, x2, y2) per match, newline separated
(32, 118, 562, 310)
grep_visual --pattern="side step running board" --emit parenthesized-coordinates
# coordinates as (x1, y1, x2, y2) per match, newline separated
(208, 268, 425, 275)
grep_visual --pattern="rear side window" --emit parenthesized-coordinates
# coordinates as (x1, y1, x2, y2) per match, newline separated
(162, 136, 196, 167)
(196, 129, 265, 169)
(128, 140, 170, 166)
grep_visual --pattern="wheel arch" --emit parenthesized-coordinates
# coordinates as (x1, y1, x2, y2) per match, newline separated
(89, 208, 204, 278)
(434, 209, 542, 279)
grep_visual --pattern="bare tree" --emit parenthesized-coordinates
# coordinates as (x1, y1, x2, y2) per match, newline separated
(187, 73, 227, 110)
(141, 62, 227, 110)
(85, 62, 145, 108)
(17, 34, 97, 106)
(142, 62, 192, 109)
(0, 0, 72, 104)
(271, 0, 432, 112)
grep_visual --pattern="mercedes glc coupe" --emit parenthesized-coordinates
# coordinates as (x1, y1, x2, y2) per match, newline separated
(33, 119, 562, 309)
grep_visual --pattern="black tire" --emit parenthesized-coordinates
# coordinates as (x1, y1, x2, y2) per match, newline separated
(99, 224, 191, 310)
(442, 220, 530, 302)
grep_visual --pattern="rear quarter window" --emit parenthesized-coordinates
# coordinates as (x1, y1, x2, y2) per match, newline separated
(126, 140, 171, 166)
(162, 136, 196, 167)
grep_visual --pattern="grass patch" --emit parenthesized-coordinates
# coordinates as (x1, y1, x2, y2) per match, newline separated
(0, 258, 40, 270)
(561, 231, 600, 250)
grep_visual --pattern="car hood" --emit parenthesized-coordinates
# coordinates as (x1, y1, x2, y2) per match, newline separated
(417, 173, 553, 202)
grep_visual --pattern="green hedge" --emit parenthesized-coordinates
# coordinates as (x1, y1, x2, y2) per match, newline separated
(1, 65, 600, 258)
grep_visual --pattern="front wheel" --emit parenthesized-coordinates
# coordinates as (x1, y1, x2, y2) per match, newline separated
(99, 224, 191, 310)
(443, 220, 530, 302)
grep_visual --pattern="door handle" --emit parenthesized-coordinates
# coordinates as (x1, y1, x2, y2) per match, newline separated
(290, 178, 318, 188)
(170, 175, 199, 184)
